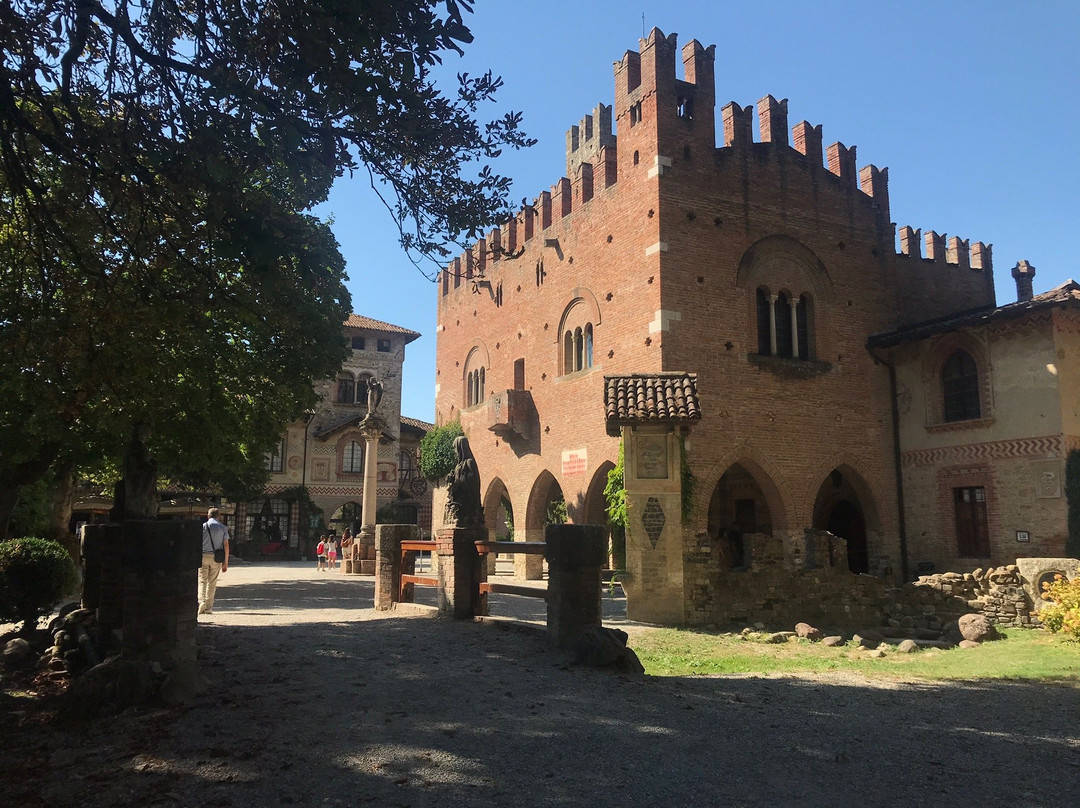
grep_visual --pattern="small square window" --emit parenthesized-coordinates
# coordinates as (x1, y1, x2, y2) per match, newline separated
(351, 336, 365, 350)
(377, 339, 391, 352)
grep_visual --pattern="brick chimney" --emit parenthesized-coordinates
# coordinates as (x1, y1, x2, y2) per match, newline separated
(1012, 260, 1035, 302)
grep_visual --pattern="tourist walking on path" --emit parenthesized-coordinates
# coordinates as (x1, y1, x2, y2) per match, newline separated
(198, 507, 230, 615)
(316, 536, 327, 571)
(327, 535, 339, 570)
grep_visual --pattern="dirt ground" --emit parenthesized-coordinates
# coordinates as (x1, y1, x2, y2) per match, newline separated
(2, 560, 1079, 808)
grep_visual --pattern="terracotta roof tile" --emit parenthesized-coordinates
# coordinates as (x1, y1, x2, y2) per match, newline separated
(344, 314, 421, 343)
(604, 373, 701, 436)
(869, 280, 1080, 349)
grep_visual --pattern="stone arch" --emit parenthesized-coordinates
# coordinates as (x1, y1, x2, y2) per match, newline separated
(556, 286, 602, 338)
(524, 470, 564, 535)
(463, 341, 491, 408)
(806, 458, 886, 575)
(695, 444, 795, 532)
(734, 234, 835, 302)
(581, 462, 616, 526)
(482, 477, 513, 540)
(922, 330, 992, 424)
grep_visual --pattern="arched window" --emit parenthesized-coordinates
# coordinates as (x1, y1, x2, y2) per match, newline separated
(756, 287, 814, 361)
(564, 331, 574, 374)
(797, 294, 811, 360)
(584, 324, 593, 368)
(399, 450, 415, 481)
(574, 327, 584, 371)
(463, 347, 487, 408)
(343, 440, 365, 473)
(942, 350, 981, 422)
(756, 288, 771, 355)
(336, 373, 355, 404)
(774, 292, 793, 358)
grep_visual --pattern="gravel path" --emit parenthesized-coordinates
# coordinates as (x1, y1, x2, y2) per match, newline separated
(4, 560, 1079, 807)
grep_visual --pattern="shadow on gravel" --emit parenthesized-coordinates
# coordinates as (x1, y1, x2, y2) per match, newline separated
(214, 577, 376, 612)
(11, 615, 1071, 808)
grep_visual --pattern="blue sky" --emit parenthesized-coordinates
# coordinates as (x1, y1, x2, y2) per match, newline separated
(317, 1, 1080, 422)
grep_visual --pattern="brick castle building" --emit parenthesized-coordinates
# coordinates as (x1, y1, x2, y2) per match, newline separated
(433, 30, 1075, 623)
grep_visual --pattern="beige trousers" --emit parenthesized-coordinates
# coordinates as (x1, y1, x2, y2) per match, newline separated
(198, 552, 222, 614)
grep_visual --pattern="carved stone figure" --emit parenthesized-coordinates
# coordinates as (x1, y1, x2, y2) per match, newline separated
(443, 435, 483, 528)
(367, 377, 384, 414)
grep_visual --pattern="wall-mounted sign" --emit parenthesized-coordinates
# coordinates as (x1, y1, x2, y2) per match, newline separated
(562, 448, 587, 477)
(1016, 530, 1030, 543)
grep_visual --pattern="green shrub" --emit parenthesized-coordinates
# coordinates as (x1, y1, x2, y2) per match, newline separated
(419, 421, 463, 481)
(0, 537, 79, 633)
(1040, 574, 1080, 641)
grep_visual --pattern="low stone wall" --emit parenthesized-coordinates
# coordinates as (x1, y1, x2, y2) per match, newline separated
(686, 529, 889, 629)
(883, 564, 1062, 632)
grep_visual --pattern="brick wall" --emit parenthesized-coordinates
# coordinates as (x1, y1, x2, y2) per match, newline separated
(434, 30, 1001, 612)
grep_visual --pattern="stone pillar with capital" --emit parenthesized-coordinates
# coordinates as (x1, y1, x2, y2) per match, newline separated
(357, 413, 387, 560)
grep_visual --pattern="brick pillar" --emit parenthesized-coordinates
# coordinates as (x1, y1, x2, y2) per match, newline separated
(80, 524, 104, 612)
(120, 520, 201, 673)
(374, 524, 420, 610)
(545, 524, 606, 647)
(435, 526, 487, 618)
(92, 523, 125, 639)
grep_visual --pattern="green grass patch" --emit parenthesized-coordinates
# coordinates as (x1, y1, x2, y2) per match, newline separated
(630, 627, 1080, 683)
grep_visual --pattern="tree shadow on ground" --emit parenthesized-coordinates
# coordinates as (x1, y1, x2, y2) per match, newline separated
(6, 611, 1079, 808)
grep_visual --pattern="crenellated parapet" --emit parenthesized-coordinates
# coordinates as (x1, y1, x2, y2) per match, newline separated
(896, 225, 992, 272)
(722, 94, 891, 221)
(566, 103, 615, 179)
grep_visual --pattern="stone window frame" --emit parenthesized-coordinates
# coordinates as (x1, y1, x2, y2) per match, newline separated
(337, 435, 366, 477)
(753, 285, 815, 361)
(935, 465, 1000, 563)
(463, 342, 491, 409)
(923, 331, 994, 432)
(265, 438, 285, 473)
(557, 288, 602, 379)
(336, 371, 356, 404)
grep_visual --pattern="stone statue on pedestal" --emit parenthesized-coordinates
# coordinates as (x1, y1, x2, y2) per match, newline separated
(443, 435, 483, 528)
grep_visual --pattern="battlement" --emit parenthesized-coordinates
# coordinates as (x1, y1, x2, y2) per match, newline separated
(897, 225, 992, 272)
(566, 103, 615, 179)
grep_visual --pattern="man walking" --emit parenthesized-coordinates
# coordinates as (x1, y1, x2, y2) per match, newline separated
(199, 507, 230, 615)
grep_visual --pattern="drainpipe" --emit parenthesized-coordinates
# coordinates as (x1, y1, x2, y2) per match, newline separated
(869, 345, 910, 582)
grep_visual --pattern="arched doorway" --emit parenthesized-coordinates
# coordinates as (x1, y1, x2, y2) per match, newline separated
(583, 461, 618, 568)
(521, 471, 564, 580)
(706, 463, 775, 569)
(812, 468, 874, 574)
(330, 502, 362, 537)
(825, 499, 868, 573)
(483, 478, 513, 540)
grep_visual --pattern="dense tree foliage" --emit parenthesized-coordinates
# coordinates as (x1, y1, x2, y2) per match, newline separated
(0, 2, 531, 534)
(419, 421, 464, 482)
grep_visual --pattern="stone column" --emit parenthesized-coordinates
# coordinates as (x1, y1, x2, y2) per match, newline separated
(620, 426, 686, 624)
(545, 524, 606, 646)
(768, 294, 778, 355)
(357, 414, 387, 558)
(435, 526, 487, 618)
(374, 524, 420, 610)
(790, 299, 800, 359)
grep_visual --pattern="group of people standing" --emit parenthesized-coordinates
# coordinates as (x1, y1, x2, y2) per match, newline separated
(316, 528, 354, 571)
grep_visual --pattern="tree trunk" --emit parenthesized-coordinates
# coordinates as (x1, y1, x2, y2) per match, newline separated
(122, 424, 159, 520)
(0, 485, 20, 541)
(49, 460, 79, 558)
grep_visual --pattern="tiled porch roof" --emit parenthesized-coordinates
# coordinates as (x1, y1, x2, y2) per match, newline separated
(604, 373, 701, 437)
